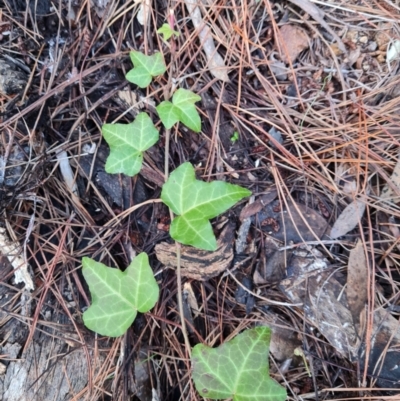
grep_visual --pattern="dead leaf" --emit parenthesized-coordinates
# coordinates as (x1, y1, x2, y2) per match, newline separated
(287, 0, 346, 53)
(240, 189, 278, 221)
(380, 155, 400, 202)
(256, 199, 330, 243)
(278, 25, 309, 63)
(270, 326, 302, 362)
(330, 197, 366, 239)
(183, 282, 200, 317)
(280, 244, 400, 387)
(155, 221, 234, 280)
(280, 248, 359, 358)
(346, 239, 368, 330)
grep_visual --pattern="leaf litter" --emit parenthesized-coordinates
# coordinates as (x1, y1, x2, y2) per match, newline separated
(2, 0, 400, 399)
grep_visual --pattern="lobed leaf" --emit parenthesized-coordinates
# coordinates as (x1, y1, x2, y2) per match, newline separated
(161, 162, 251, 250)
(157, 23, 180, 41)
(156, 88, 201, 132)
(82, 253, 159, 337)
(191, 327, 287, 401)
(126, 51, 166, 88)
(102, 112, 159, 177)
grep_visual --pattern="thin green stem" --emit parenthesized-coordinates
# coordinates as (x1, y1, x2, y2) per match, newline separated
(164, 128, 170, 180)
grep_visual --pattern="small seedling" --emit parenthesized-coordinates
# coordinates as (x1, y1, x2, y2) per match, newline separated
(294, 347, 311, 377)
(82, 254, 159, 337)
(157, 23, 180, 41)
(161, 162, 251, 250)
(230, 131, 239, 143)
(191, 326, 287, 401)
(156, 88, 201, 132)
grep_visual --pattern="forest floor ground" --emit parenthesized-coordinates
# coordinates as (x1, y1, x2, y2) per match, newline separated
(1, 0, 400, 400)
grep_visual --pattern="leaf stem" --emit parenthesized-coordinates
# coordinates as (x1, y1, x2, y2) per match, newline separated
(164, 128, 170, 180)
(176, 242, 192, 357)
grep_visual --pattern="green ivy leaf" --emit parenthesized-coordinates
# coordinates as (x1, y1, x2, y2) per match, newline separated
(161, 162, 251, 250)
(126, 51, 166, 88)
(156, 88, 201, 132)
(157, 23, 180, 40)
(192, 327, 287, 401)
(82, 253, 159, 337)
(102, 112, 159, 177)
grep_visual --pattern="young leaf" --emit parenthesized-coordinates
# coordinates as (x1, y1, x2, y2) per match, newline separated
(156, 88, 201, 132)
(102, 112, 159, 176)
(126, 51, 166, 88)
(161, 162, 251, 250)
(192, 327, 287, 401)
(157, 23, 180, 41)
(82, 253, 159, 337)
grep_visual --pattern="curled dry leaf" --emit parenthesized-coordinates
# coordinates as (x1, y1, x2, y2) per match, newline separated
(330, 197, 366, 239)
(277, 25, 309, 63)
(256, 199, 330, 243)
(137, 0, 151, 26)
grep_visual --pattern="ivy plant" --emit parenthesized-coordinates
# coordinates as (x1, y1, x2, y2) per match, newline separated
(80, 42, 286, 401)
(83, 48, 250, 336)
(81, 254, 159, 337)
(102, 112, 159, 176)
(156, 88, 201, 132)
(157, 23, 180, 41)
(162, 162, 251, 250)
(126, 50, 167, 88)
(192, 327, 287, 401)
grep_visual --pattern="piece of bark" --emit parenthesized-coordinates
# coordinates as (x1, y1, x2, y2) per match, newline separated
(155, 221, 235, 280)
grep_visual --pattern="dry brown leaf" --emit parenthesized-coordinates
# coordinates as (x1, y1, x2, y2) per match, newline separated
(330, 197, 366, 239)
(380, 155, 400, 202)
(287, 0, 346, 53)
(346, 239, 367, 329)
(183, 282, 200, 317)
(280, 246, 359, 358)
(278, 25, 309, 63)
(137, 0, 151, 26)
(280, 244, 400, 387)
(270, 326, 302, 362)
(257, 199, 330, 243)
(239, 189, 278, 221)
